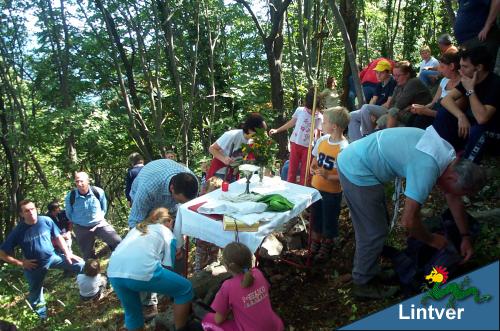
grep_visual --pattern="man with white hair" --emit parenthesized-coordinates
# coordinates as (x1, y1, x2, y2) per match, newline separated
(337, 127, 486, 299)
(65, 172, 122, 259)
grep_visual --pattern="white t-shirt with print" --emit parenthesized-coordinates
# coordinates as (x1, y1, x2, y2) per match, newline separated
(107, 224, 176, 281)
(290, 107, 323, 147)
(214, 129, 248, 174)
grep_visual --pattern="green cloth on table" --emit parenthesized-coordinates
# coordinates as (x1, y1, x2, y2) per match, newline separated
(257, 194, 294, 212)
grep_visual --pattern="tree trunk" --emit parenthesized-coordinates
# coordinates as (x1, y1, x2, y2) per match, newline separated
(297, 0, 313, 86)
(0, 86, 20, 234)
(329, 0, 364, 108)
(286, 11, 300, 108)
(156, 0, 187, 160)
(388, 0, 403, 59)
(203, 0, 220, 146)
(443, 0, 456, 26)
(91, 0, 154, 160)
(235, 0, 292, 160)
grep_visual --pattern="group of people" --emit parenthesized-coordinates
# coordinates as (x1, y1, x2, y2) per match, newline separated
(1, 2, 499, 328)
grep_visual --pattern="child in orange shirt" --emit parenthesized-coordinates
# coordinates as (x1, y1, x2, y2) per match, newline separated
(310, 107, 350, 262)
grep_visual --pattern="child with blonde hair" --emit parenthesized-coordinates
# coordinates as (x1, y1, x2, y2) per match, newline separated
(108, 207, 193, 331)
(202, 242, 283, 331)
(310, 107, 350, 262)
(195, 177, 223, 272)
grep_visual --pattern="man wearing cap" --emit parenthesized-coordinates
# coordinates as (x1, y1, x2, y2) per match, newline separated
(438, 34, 459, 55)
(358, 58, 395, 104)
(338, 126, 486, 299)
(348, 59, 397, 141)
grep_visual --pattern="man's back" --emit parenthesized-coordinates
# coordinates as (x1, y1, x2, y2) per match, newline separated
(338, 127, 450, 204)
(128, 159, 195, 227)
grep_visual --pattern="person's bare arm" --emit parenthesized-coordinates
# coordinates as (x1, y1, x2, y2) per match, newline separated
(401, 198, 447, 249)
(214, 311, 230, 324)
(0, 249, 37, 270)
(54, 235, 83, 264)
(478, 0, 500, 40)
(441, 88, 471, 138)
(269, 117, 297, 135)
(462, 71, 497, 124)
(209, 143, 233, 165)
(369, 95, 379, 105)
(445, 193, 473, 262)
(380, 96, 392, 109)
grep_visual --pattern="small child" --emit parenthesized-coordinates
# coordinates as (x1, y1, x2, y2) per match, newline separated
(202, 242, 284, 331)
(77, 259, 107, 301)
(194, 177, 223, 273)
(310, 107, 350, 262)
(270, 88, 323, 185)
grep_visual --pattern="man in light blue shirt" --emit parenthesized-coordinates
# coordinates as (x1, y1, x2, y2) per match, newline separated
(128, 159, 198, 228)
(65, 172, 121, 259)
(338, 127, 486, 299)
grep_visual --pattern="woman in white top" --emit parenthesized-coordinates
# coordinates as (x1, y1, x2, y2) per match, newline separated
(108, 208, 192, 331)
(410, 52, 461, 129)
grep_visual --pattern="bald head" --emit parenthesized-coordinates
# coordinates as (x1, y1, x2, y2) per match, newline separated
(75, 172, 90, 195)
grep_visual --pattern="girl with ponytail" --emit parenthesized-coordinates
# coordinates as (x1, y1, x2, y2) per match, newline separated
(202, 242, 284, 331)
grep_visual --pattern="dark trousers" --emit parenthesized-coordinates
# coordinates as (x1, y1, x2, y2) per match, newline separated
(73, 221, 122, 259)
(432, 104, 499, 163)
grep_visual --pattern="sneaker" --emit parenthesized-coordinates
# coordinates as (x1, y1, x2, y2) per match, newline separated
(143, 304, 158, 322)
(353, 282, 398, 299)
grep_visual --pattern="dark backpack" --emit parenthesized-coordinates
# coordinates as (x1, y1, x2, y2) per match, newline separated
(69, 186, 103, 209)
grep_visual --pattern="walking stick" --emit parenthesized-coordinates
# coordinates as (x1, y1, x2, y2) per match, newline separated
(305, 13, 326, 267)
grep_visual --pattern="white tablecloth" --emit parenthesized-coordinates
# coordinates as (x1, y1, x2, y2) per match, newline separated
(173, 175, 321, 252)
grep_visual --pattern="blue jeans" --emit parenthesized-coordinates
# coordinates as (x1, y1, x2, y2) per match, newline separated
(312, 191, 342, 239)
(110, 264, 193, 330)
(362, 82, 378, 104)
(419, 70, 439, 87)
(24, 254, 84, 318)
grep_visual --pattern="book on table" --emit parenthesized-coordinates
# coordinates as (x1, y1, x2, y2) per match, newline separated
(223, 215, 260, 232)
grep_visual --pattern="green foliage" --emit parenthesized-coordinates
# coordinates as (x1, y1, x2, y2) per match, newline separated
(241, 127, 278, 168)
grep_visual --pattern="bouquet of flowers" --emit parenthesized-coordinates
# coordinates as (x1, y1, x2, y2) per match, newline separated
(241, 128, 278, 168)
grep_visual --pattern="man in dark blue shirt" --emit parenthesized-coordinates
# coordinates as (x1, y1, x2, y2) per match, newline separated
(125, 152, 145, 207)
(0, 200, 84, 319)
